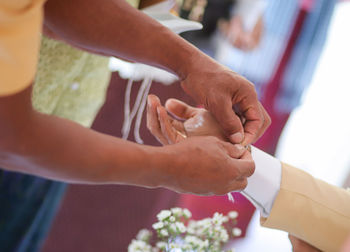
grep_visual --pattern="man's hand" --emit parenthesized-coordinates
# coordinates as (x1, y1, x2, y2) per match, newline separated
(161, 136, 254, 195)
(180, 56, 270, 145)
(288, 235, 321, 252)
(147, 95, 255, 195)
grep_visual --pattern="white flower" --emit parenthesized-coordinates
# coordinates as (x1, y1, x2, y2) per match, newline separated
(171, 207, 182, 216)
(169, 242, 181, 250)
(128, 239, 152, 252)
(196, 218, 211, 230)
(152, 221, 164, 230)
(169, 216, 176, 222)
(220, 229, 229, 242)
(175, 222, 187, 233)
(156, 241, 167, 250)
(228, 211, 239, 219)
(160, 229, 169, 237)
(213, 212, 225, 225)
(202, 239, 209, 248)
(185, 235, 202, 246)
(183, 208, 192, 219)
(169, 223, 177, 233)
(136, 229, 152, 242)
(157, 210, 172, 221)
(232, 227, 242, 237)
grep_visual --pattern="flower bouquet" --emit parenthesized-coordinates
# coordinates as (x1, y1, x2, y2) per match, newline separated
(128, 208, 241, 252)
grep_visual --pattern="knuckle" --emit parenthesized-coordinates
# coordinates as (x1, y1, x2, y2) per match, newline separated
(246, 162, 256, 177)
(240, 179, 248, 190)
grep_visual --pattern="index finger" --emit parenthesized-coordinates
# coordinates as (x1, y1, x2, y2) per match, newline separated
(208, 98, 245, 144)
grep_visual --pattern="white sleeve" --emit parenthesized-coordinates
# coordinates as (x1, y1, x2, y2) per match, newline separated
(241, 146, 282, 217)
(233, 0, 267, 31)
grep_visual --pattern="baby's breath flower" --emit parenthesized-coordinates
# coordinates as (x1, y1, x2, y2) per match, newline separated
(228, 211, 239, 219)
(171, 207, 182, 216)
(152, 221, 164, 230)
(128, 240, 152, 252)
(157, 210, 172, 221)
(130, 208, 240, 252)
(136, 229, 152, 242)
(185, 235, 203, 247)
(220, 229, 229, 242)
(160, 229, 169, 237)
(213, 212, 225, 225)
(183, 208, 192, 219)
(169, 242, 181, 250)
(169, 223, 177, 233)
(156, 241, 167, 250)
(232, 227, 242, 237)
(175, 222, 187, 233)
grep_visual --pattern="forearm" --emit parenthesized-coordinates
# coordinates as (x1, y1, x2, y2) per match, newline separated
(0, 89, 167, 187)
(43, 0, 204, 79)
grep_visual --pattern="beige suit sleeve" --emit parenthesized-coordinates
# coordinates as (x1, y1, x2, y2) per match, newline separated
(261, 163, 350, 252)
(0, 0, 44, 96)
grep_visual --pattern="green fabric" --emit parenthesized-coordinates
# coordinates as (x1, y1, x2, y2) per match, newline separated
(32, 36, 111, 127)
(127, 0, 140, 8)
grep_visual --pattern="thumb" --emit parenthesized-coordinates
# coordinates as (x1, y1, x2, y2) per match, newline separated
(208, 99, 244, 144)
(165, 99, 198, 120)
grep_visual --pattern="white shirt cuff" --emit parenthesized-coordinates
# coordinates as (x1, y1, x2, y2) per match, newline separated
(241, 146, 282, 217)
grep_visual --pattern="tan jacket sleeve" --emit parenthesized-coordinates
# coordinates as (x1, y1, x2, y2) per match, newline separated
(261, 163, 350, 252)
(0, 0, 44, 96)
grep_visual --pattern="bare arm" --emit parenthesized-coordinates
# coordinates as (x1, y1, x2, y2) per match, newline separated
(43, 0, 196, 78)
(0, 87, 253, 195)
(43, 0, 270, 145)
(0, 87, 165, 187)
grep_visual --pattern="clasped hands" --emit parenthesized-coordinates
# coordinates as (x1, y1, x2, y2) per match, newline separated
(147, 94, 265, 196)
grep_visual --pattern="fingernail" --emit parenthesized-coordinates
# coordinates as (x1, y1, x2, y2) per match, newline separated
(230, 132, 243, 143)
(235, 144, 245, 151)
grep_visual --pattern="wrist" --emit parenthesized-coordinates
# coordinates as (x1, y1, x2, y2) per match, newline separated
(136, 145, 177, 189)
(175, 42, 206, 80)
(146, 145, 181, 190)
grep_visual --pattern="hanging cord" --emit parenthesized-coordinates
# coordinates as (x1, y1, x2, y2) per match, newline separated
(122, 78, 134, 139)
(122, 77, 152, 141)
(134, 77, 153, 144)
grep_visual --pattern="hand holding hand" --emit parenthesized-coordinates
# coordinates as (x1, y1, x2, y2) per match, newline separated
(180, 56, 270, 145)
(147, 95, 255, 195)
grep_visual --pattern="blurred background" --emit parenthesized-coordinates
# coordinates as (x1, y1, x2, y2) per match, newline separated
(34, 0, 350, 251)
